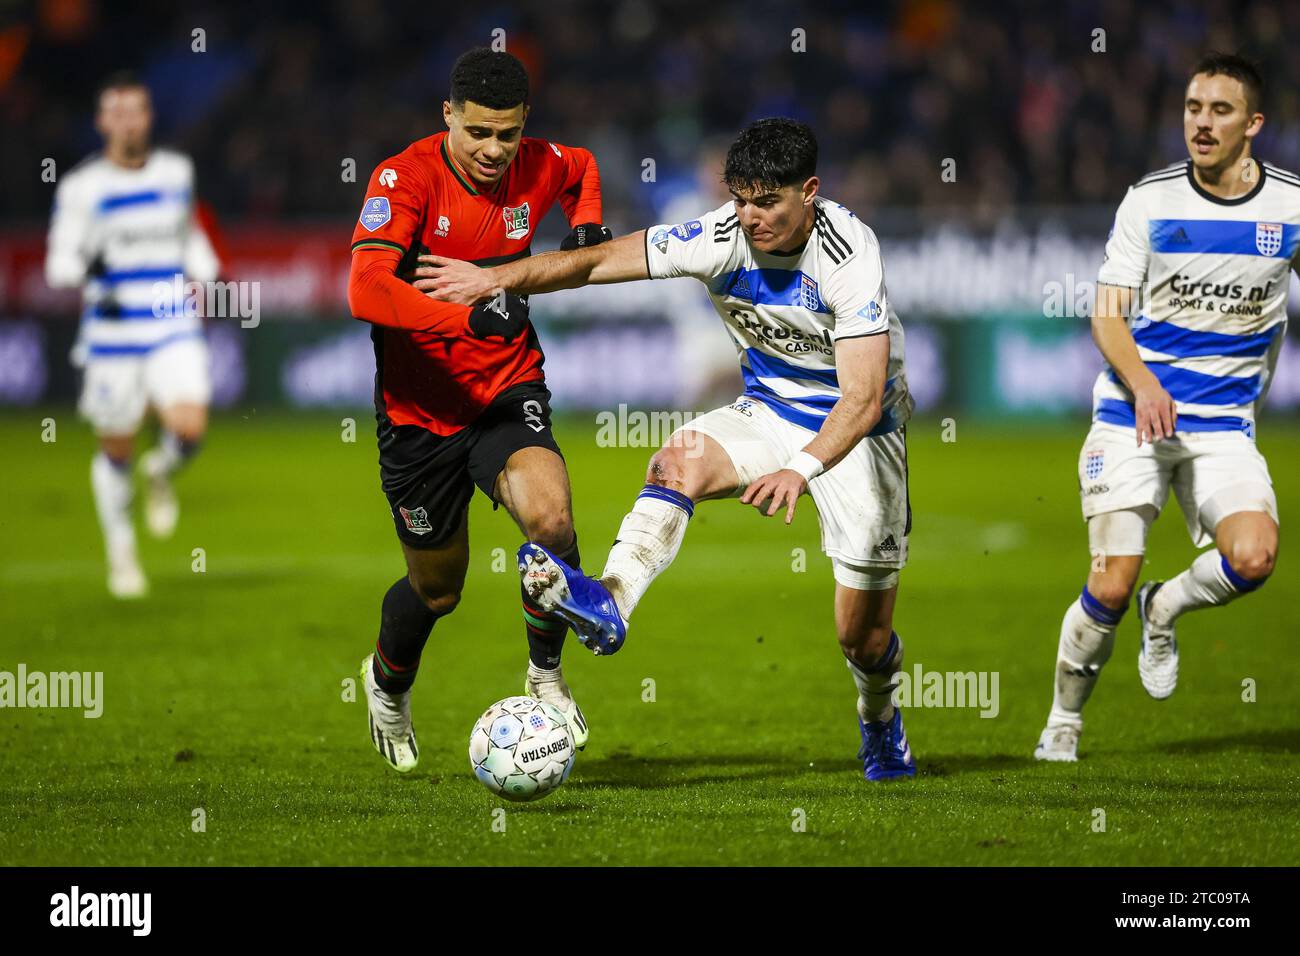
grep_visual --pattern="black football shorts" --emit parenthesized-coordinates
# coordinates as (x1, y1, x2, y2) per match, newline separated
(376, 380, 563, 549)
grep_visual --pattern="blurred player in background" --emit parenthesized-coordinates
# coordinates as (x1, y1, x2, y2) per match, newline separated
(418, 118, 920, 781)
(347, 48, 612, 773)
(44, 72, 219, 599)
(1035, 54, 1296, 761)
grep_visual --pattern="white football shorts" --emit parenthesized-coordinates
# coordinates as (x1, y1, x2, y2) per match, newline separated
(78, 334, 212, 436)
(1078, 421, 1278, 550)
(674, 396, 910, 587)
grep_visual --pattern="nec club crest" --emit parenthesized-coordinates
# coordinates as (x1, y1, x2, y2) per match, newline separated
(359, 196, 391, 232)
(1255, 222, 1283, 257)
(398, 506, 432, 535)
(503, 202, 531, 240)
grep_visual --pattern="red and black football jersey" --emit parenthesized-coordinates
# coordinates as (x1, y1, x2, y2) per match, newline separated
(348, 131, 602, 435)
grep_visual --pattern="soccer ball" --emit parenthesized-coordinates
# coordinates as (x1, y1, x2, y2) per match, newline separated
(468, 696, 576, 802)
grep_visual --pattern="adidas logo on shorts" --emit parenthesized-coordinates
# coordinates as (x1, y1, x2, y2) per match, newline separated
(876, 534, 899, 556)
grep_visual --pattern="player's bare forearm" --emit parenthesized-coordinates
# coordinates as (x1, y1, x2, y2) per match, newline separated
(741, 390, 879, 526)
(1091, 282, 1176, 444)
(1091, 285, 1154, 391)
(741, 334, 887, 524)
(413, 231, 650, 302)
(803, 333, 888, 470)
(494, 239, 625, 294)
(805, 392, 882, 471)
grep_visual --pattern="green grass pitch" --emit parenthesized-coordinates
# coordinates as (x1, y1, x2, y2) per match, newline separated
(1, 410, 1297, 866)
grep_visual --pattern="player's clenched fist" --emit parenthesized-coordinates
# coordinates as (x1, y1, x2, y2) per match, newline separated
(467, 292, 530, 342)
(560, 222, 613, 250)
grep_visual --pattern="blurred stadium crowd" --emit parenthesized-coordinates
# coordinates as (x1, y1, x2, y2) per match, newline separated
(4, 0, 1300, 231)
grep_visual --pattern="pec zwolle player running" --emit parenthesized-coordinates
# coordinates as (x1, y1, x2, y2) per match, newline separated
(44, 72, 220, 599)
(347, 48, 612, 773)
(418, 118, 919, 781)
(1036, 54, 1294, 762)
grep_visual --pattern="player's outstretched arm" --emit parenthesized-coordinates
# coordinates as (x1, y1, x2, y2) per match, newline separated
(1091, 282, 1176, 445)
(741, 333, 889, 524)
(413, 231, 651, 303)
(45, 179, 92, 289)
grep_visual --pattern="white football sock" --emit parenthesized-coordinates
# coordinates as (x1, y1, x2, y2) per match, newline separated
(527, 660, 565, 693)
(91, 452, 136, 559)
(1049, 590, 1122, 729)
(600, 485, 694, 619)
(148, 430, 199, 477)
(1147, 548, 1263, 628)
(846, 632, 904, 725)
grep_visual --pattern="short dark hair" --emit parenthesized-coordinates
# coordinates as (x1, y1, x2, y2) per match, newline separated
(723, 118, 818, 195)
(96, 70, 148, 107)
(1190, 52, 1264, 114)
(449, 47, 529, 111)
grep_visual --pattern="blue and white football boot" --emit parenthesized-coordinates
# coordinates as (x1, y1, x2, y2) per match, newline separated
(858, 707, 917, 781)
(518, 543, 627, 656)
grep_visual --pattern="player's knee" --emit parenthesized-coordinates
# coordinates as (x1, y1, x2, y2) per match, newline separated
(170, 424, 206, 446)
(407, 579, 462, 616)
(1085, 574, 1135, 611)
(160, 411, 204, 444)
(647, 445, 709, 499)
(837, 621, 893, 666)
(99, 435, 134, 462)
(646, 446, 688, 490)
(523, 512, 574, 554)
(1227, 543, 1275, 583)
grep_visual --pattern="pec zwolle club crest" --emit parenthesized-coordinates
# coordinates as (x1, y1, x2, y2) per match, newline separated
(1256, 222, 1283, 257)
(503, 202, 531, 240)
(800, 274, 823, 311)
(1085, 450, 1104, 480)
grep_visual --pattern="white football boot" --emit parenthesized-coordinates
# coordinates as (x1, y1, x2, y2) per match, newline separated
(139, 449, 179, 539)
(1033, 722, 1080, 762)
(1137, 581, 1178, 699)
(361, 655, 419, 773)
(107, 542, 148, 599)
(524, 661, 588, 750)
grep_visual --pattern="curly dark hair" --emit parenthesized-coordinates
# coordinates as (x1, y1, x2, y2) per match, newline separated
(1191, 52, 1264, 114)
(723, 117, 818, 194)
(449, 47, 530, 110)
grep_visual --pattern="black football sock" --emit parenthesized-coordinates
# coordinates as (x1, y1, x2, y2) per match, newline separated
(524, 538, 580, 670)
(372, 576, 439, 694)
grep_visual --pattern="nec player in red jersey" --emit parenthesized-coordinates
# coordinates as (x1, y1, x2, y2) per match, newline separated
(347, 48, 611, 773)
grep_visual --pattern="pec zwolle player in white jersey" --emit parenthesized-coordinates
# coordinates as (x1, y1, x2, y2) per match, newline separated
(417, 118, 918, 780)
(45, 72, 219, 599)
(1036, 55, 1295, 762)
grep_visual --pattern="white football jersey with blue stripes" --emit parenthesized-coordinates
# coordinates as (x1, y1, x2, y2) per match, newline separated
(644, 196, 912, 435)
(45, 149, 219, 357)
(1096, 159, 1300, 435)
